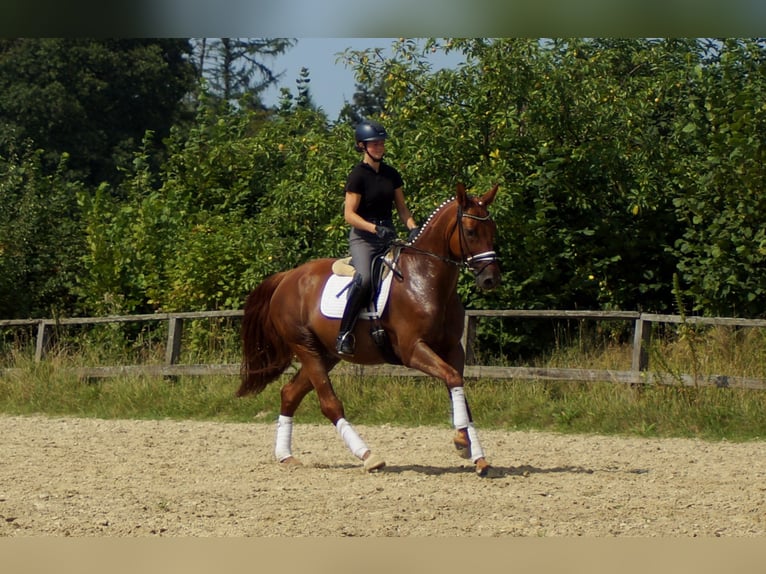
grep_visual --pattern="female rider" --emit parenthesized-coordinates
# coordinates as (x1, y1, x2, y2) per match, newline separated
(335, 120, 419, 355)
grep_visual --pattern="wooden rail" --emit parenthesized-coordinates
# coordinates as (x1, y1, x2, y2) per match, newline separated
(2, 309, 766, 389)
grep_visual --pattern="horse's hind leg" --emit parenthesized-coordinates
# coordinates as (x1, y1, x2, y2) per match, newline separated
(273, 368, 314, 466)
(297, 351, 385, 472)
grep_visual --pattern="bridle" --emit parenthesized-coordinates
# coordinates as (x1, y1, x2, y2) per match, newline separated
(455, 204, 498, 275)
(396, 201, 497, 275)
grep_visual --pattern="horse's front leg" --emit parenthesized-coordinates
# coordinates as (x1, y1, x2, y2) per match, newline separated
(404, 340, 492, 476)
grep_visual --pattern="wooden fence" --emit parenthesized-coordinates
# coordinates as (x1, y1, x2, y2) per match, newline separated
(2, 309, 766, 389)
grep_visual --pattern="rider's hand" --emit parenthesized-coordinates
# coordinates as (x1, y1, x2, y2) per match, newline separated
(407, 226, 420, 242)
(375, 225, 397, 243)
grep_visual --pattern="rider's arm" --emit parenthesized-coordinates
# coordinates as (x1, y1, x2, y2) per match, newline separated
(394, 187, 417, 231)
(344, 191, 377, 234)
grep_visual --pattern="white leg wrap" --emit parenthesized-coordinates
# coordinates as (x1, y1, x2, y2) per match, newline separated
(466, 423, 485, 462)
(274, 415, 294, 462)
(451, 387, 486, 462)
(450, 387, 471, 428)
(336, 418, 369, 460)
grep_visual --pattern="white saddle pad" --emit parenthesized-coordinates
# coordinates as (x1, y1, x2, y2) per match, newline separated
(320, 272, 395, 319)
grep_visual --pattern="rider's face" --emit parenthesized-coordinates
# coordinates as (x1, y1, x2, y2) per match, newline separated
(365, 140, 385, 160)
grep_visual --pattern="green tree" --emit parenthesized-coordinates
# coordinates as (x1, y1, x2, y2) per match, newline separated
(338, 80, 387, 125)
(670, 39, 766, 317)
(0, 38, 196, 185)
(78, 98, 349, 314)
(17, 36, 766, 343)
(340, 37, 766, 353)
(0, 144, 85, 318)
(294, 67, 315, 110)
(193, 38, 295, 110)
(344, 38, 713, 316)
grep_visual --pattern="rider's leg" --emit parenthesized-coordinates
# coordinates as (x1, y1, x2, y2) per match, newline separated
(336, 230, 377, 355)
(336, 272, 369, 355)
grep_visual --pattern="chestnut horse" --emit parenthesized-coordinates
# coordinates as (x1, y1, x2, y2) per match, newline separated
(239, 183, 501, 476)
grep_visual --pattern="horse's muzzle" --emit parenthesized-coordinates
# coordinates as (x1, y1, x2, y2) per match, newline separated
(475, 265, 501, 290)
(466, 251, 501, 291)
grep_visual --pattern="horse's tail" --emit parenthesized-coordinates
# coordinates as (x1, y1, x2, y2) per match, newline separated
(237, 271, 293, 397)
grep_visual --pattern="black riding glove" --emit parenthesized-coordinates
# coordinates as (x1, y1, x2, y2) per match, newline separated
(407, 226, 420, 242)
(375, 225, 397, 243)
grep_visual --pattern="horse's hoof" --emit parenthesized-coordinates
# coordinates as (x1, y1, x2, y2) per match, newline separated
(279, 456, 303, 469)
(475, 460, 503, 478)
(363, 453, 386, 472)
(453, 436, 472, 460)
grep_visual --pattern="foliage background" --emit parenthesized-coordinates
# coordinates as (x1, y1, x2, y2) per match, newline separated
(1, 38, 765, 354)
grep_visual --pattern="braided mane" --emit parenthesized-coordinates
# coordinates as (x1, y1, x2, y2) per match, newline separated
(407, 196, 455, 244)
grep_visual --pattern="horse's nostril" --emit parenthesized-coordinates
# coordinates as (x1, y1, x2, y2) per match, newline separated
(477, 273, 500, 291)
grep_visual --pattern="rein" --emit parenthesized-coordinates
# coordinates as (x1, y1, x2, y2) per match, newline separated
(395, 240, 462, 267)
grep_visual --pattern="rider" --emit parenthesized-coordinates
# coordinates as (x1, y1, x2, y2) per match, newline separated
(335, 120, 420, 355)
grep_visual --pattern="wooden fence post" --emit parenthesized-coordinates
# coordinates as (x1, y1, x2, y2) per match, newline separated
(165, 316, 184, 366)
(631, 315, 652, 381)
(34, 320, 50, 363)
(462, 314, 477, 365)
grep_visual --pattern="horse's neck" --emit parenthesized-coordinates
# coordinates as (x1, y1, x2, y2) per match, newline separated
(415, 203, 456, 260)
(401, 206, 461, 298)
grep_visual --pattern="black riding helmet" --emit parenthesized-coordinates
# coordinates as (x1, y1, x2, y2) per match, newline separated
(354, 120, 387, 152)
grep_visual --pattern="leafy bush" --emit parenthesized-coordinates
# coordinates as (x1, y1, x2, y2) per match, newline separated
(5, 38, 766, 359)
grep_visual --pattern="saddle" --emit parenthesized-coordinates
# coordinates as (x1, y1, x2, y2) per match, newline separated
(330, 257, 355, 277)
(320, 247, 401, 318)
(330, 247, 402, 281)
(321, 246, 404, 364)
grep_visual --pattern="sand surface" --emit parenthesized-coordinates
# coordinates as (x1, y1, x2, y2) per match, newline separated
(1, 414, 764, 537)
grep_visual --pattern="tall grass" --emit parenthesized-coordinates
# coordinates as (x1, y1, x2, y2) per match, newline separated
(2, 320, 766, 441)
(3, 360, 766, 442)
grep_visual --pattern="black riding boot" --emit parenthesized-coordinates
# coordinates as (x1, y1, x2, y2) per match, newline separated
(336, 276, 368, 355)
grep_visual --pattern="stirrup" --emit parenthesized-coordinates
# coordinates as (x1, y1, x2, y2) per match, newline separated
(336, 332, 355, 355)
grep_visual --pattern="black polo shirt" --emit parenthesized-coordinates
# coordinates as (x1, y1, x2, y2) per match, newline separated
(345, 161, 404, 221)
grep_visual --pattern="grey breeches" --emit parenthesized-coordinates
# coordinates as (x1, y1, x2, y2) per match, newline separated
(348, 227, 390, 292)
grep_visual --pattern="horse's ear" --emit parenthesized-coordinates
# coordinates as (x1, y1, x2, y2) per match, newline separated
(480, 184, 499, 206)
(456, 183, 468, 207)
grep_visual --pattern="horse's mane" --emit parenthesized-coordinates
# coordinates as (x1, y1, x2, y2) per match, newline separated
(408, 196, 455, 244)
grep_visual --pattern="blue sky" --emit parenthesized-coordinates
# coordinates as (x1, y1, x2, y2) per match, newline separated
(260, 38, 464, 119)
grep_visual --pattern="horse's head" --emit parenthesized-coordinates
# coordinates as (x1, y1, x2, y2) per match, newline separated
(452, 183, 501, 291)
